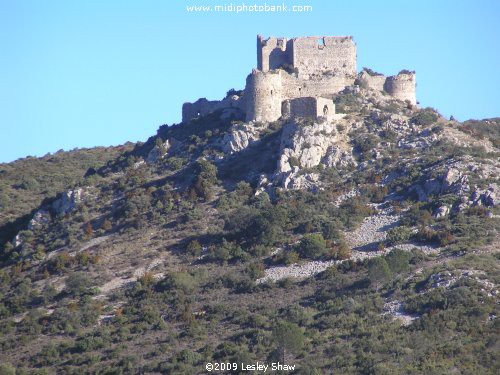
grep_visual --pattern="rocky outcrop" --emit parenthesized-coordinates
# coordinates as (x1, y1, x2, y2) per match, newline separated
(456, 184, 499, 213)
(272, 120, 355, 189)
(412, 167, 470, 202)
(52, 188, 83, 216)
(278, 120, 354, 171)
(280, 168, 319, 190)
(278, 121, 338, 172)
(28, 209, 51, 230)
(221, 122, 261, 154)
(146, 140, 171, 164)
(411, 163, 498, 217)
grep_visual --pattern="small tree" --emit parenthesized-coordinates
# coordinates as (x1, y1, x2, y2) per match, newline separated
(193, 159, 218, 201)
(271, 321, 305, 364)
(101, 219, 112, 231)
(186, 240, 202, 257)
(367, 257, 391, 288)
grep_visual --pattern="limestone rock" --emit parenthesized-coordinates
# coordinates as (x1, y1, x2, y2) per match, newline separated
(146, 140, 171, 164)
(278, 120, 354, 172)
(280, 168, 319, 190)
(12, 233, 22, 248)
(255, 174, 271, 196)
(463, 184, 499, 210)
(222, 122, 261, 154)
(273, 120, 355, 189)
(52, 188, 83, 216)
(434, 205, 450, 219)
(323, 146, 356, 168)
(28, 209, 51, 230)
(412, 167, 469, 202)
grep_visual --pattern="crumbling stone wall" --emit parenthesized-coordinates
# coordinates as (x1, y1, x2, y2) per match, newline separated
(357, 70, 416, 105)
(182, 35, 417, 123)
(357, 71, 386, 91)
(384, 72, 416, 105)
(291, 36, 356, 78)
(257, 35, 356, 79)
(257, 35, 293, 72)
(283, 97, 336, 120)
(281, 73, 355, 99)
(244, 69, 353, 122)
(182, 96, 243, 122)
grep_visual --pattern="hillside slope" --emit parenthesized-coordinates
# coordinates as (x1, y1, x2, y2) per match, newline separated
(0, 88, 499, 374)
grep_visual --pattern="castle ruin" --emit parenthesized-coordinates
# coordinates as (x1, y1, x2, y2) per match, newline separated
(182, 35, 416, 123)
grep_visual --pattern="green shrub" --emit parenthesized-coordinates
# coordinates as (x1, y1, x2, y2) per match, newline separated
(65, 272, 95, 297)
(297, 233, 328, 259)
(0, 363, 16, 375)
(186, 240, 202, 257)
(410, 108, 439, 126)
(271, 321, 305, 360)
(367, 257, 391, 287)
(386, 226, 412, 245)
(386, 249, 411, 274)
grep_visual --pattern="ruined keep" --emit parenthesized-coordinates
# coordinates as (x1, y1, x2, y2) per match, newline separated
(182, 35, 417, 123)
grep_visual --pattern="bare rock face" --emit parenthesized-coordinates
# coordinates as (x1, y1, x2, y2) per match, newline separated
(279, 167, 319, 190)
(323, 146, 357, 168)
(146, 140, 171, 164)
(52, 188, 83, 216)
(222, 122, 261, 154)
(278, 120, 355, 172)
(466, 184, 499, 209)
(412, 167, 470, 202)
(272, 120, 355, 190)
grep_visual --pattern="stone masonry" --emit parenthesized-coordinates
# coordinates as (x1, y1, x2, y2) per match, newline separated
(182, 35, 417, 123)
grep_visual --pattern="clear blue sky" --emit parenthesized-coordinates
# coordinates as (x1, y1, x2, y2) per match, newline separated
(1, 0, 499, 163)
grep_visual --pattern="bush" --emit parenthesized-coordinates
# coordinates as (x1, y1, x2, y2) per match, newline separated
(186, 240, 202, 257)
(386, 249, 411, 274)
(159, 272, 196, 294)
(193, 159, 218, 200)
(65, 272, 95, 297)
(386, 226, 412, 245)
(410, 108, 439, 126)
(329, 243, 352, 260)
(0, 363, 16, 375)
(289, 156, 300, 167)
(367, 257, 391, 287)
(271, 321, 305, 360)
(297, 233, 328, 259)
